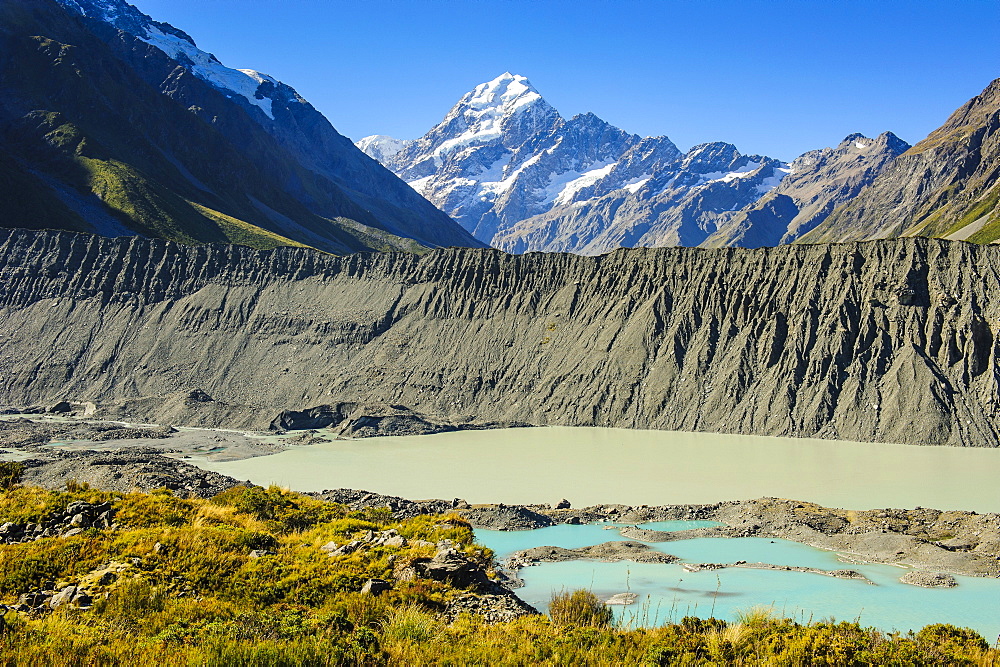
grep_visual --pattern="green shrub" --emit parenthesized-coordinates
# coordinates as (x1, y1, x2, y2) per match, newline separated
(0, 535, 108, 594)
(916, 622, 989, 661)
(548, 589, 614, 629)
(115, 492, 196, 528)
(0, 462, 23, 490)
(96, 577, 166, 618)
(212, 486, 346, 532)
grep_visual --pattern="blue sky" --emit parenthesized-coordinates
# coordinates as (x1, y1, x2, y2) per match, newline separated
(130, 0, 999, 161)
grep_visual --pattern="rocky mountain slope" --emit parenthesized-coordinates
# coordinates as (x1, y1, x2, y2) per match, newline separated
(802, 77, 1000, 244)
(703, 132, 911, 248)
(0, 0, 480, 253)
(360, 73, 797, 252)
(2, 228, 999, 447)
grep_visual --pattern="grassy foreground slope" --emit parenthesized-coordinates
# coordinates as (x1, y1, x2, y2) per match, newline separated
(0, 471, 996, 665)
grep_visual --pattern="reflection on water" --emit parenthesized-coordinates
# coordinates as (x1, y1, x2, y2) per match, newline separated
(474, 525, 1000, 638)
(197, 426, 1000, 512)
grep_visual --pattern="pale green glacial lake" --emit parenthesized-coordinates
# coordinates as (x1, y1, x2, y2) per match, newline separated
(475, 523, 1000, 639)
(196, 426, 1000, 512)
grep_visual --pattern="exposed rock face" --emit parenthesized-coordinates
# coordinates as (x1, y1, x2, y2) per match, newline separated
(441, 592, 538, 623)
(803, 78, 1000, 244)
(0, 500, 114, 544)
(704, 132, 911, 248)
(2, 228, 1000, 446)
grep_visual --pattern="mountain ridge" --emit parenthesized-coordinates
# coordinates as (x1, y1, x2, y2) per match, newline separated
(0, 0, 481, 253)
(2, 227, 999, 448)
(802, 77, 1000, 245)
(359, 73, 909, 253)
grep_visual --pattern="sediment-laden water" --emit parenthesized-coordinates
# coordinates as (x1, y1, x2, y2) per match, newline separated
(195, 426, 1000, 512)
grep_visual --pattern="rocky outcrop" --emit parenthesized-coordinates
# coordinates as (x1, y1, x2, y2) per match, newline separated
(16, 448, 244, 497)
(3, 229, 1000, 446)
(460, 506, 554, 531)
(899, 571, 957, 588)
(313, 488, 465, 520)
(508, 541, 678, 568)
(324, 528, 539, 622)
(0, 500, 114, 544)
(441, 592, 538, 623)
(802, 78, 1000, 244)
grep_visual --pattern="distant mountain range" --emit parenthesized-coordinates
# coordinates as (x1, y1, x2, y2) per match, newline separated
(2, 0, 995, 255)
(357, 73, 909, 251)
(361, 73, 1000, 252)
(0, 0, 481, 253)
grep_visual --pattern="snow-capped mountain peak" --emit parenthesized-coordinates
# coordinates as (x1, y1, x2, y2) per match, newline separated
(463, 72, 542, 114)
(356, 135, 409, 163)
(420, 72, 557, 161)
(373, 72, 810, 251)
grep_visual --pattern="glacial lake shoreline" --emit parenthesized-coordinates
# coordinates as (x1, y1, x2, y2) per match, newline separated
(3, 416, 999, 639)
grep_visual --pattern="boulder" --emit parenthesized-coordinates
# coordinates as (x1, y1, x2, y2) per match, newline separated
(48, 586, 77, 609)
(383, 535, 406, 548)
(417, 548, 488, 589)
(329, 540, 363, 556)
(360, 579, 392, 596)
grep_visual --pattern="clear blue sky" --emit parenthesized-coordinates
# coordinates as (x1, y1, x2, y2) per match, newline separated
(130, 0, 999, 161)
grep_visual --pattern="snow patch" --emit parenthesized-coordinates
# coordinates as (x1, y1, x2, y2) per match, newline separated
(702, 161, 762, 184)
(479, 153, 542, 197)
(433, 73, 544, 158)
(755, 166, 792, 195)
(622, 175, 651, 194)
(854, 140, 871, 150)
(407, 176, 435, 195)
(138, 24, 277, 119)
(542, 160, 617, 206)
